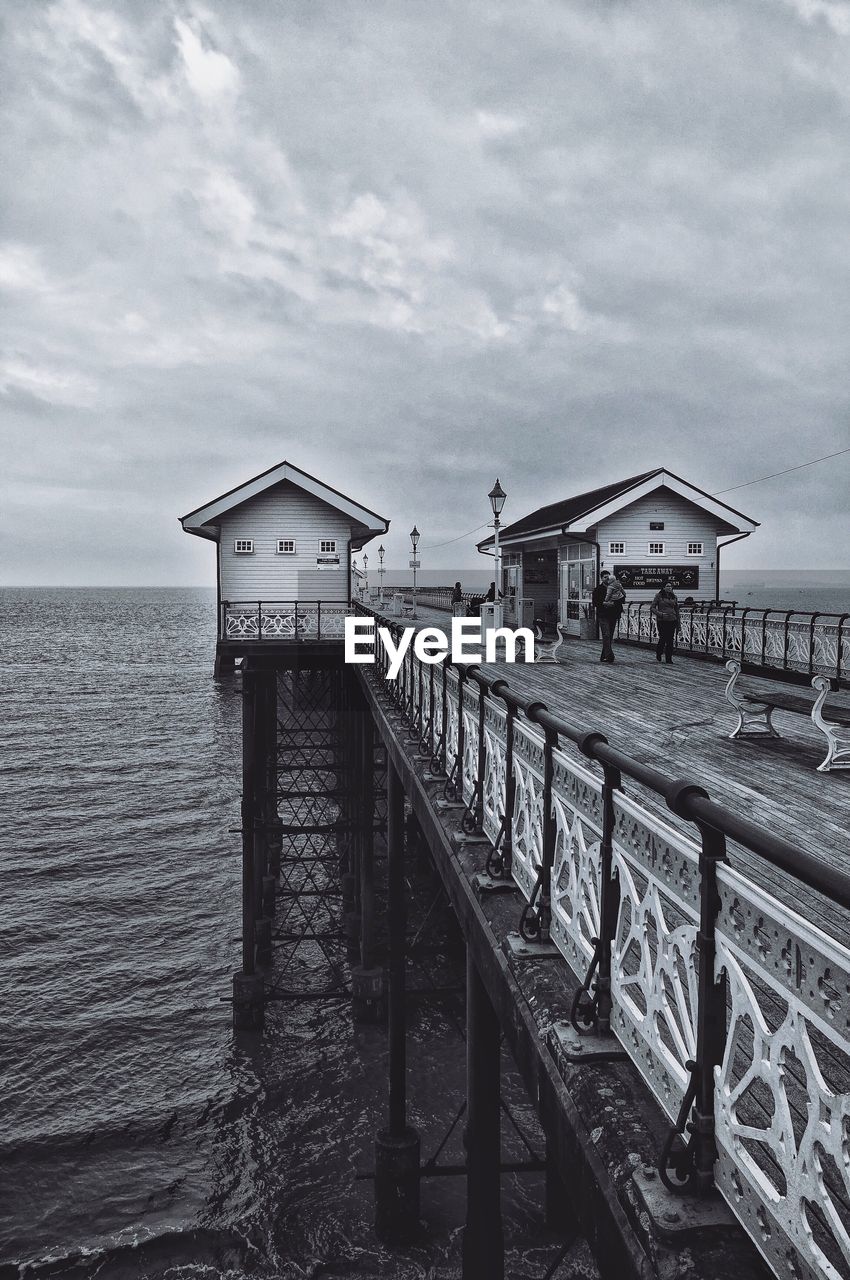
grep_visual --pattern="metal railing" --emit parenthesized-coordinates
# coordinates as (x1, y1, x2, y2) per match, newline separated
(355, 601, 850, 1280)
(398, 586, 485, 614)
(221, 600, 350, 641)
(617, 602, 850, 685)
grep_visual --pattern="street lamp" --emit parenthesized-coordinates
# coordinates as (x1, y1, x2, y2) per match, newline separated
(489, 479, 507, 628)
(410, 525, 420, 619)
(363, 553, 369, 599)
(378, 543, 385, 605)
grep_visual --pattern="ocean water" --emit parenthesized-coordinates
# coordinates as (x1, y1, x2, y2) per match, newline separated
(0, 589, 578, 1280)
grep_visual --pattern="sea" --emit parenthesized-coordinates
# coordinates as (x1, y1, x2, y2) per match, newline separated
(0, 588, 590, 1280)
(381, 570, 850, 616)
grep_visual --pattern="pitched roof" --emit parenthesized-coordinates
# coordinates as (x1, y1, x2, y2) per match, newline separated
(477, 467, 758, 547)
(180, 458, 389, 548)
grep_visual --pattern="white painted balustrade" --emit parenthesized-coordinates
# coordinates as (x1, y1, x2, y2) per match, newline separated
(383, 633, 850, 1280)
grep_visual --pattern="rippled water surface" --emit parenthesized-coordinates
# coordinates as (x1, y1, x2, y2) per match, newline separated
(0, 589, 588, 1280)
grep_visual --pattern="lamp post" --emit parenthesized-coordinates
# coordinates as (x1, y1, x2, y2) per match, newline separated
(363, 553, 369, 600)
(378, 544, 385, 605)
(409, 526, 420, 619)
(488, 479, 507, 630)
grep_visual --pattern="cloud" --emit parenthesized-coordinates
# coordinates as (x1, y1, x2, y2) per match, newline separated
(174, 16, 240, 105)
(1, 0, 849, 584)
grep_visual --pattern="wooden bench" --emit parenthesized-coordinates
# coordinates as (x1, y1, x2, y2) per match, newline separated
(535, 624, 569, 664)
(724, 660, 850, 773)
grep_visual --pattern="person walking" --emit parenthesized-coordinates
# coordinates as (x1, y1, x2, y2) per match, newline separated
(651, 579, 680, 664)
(451, 581, 463, 604)
(594, 570, 625, 663)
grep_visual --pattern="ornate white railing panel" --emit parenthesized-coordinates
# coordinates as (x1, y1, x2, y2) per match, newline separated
(443, 669, 460, 780)
(620, 606, 850, 680)
(715, 864, 850, 1280)
(481, 695, 508, 844)
(510, 719, 546, 903)
(460, 683, 480, 809)
(610, 795, 701, 1120)
(224, 603, 349, 639)
(409, 648, 421, 720)
(374, 634, 850, 1280)
(549, 751, 604, 976)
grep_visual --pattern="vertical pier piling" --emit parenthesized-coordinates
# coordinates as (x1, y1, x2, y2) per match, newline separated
(375, 758, 420, 1241)
(462, 949, 504, 1280)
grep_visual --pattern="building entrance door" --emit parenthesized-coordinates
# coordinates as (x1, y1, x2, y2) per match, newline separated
(559, 545, 596, 635)
(502, 564, 520, 624)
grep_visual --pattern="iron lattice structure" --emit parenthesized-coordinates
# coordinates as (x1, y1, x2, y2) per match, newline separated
(269, 666, 350, 1001)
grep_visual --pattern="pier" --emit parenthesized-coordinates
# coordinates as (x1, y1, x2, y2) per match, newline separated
(225, 598, 850, 1280)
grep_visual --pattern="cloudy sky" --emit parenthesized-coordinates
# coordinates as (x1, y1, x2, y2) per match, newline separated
(1, 0, 849, 585)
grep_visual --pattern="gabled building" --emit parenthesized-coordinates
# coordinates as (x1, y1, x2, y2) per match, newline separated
(477, 468, 758, 635)
(180, 459, 389, 670)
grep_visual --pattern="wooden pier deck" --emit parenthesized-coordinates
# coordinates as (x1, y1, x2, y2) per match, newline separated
(385, 603, 850, 938)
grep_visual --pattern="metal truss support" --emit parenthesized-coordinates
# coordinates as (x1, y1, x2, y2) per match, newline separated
(571, 745, 622, 1039)
(374, 757, 420, 1242)
(659, 794, 728, 1196)
(351, 680, 386, 1022)
(233, 663, 264, 1030)
(462, 949, 504, 1280)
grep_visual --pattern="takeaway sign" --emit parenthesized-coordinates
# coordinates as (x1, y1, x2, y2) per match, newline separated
(614, 564, 700, 591)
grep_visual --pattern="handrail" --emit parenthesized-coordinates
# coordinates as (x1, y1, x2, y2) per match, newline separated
(613, 600, 849, 684)
(356, 603, 850, 908)
(221, 599, 350, 643)
(355, 599, 850, 1278)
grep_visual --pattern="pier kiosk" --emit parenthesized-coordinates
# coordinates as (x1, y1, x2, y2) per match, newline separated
(477, 467, 758, 637)
(179, 458, 389, 674)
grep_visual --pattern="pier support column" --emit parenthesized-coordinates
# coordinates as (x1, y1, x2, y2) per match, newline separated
(352, 702, 385, 1023)
(545, 1135, 571, 1231)
(252, 668, 276, 974)
(375, 759, 420, 1242)
(235, 664, 264, 1030)
(462, 950, 504, 1280)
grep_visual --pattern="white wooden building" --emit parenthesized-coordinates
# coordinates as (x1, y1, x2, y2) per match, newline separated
(477, 468, 758, 636)
(180, 459, 388, 664)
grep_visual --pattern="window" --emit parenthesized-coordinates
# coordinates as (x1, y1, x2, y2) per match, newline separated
(649, 521, 665, 531)
(687, 541, 704, 556)
(277, 539, 296, 554)
(608, 541, 625, 555)
(234, 539, 254, 554)
(648, 542, 665, 555)
(319, 539, 337, 554)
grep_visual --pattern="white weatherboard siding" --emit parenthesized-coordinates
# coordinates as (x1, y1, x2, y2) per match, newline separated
(594, 489, 729, 601)
(218, 482, 351, 603)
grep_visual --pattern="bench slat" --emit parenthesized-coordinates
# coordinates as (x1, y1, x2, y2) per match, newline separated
(738, 685, 850, 726)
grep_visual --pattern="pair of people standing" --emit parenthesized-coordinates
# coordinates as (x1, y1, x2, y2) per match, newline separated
(593, 572, 681, 664)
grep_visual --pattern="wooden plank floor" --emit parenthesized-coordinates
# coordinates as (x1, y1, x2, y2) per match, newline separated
(381, 604, 850, 939)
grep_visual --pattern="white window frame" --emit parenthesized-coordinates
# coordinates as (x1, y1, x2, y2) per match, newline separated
(234, 538, 254, 554)
(687, 541, 704, 556)
(647, 541, 665, 556)
(319, 539, 337, 554)
(276, 539, 296, 555)
(608, 541, 625, 555)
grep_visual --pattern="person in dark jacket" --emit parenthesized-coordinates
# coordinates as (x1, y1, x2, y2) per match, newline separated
(594, 571, 626, 662)
(651, 580, 681, 664)
(451, 582, 463, 604)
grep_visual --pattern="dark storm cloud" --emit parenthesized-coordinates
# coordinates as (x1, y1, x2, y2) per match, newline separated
(1, 0, 848, 584)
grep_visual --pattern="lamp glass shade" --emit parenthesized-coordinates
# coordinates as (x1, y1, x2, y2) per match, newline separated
(488, 478, 507, 517)
(410, 525, 420, 549)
